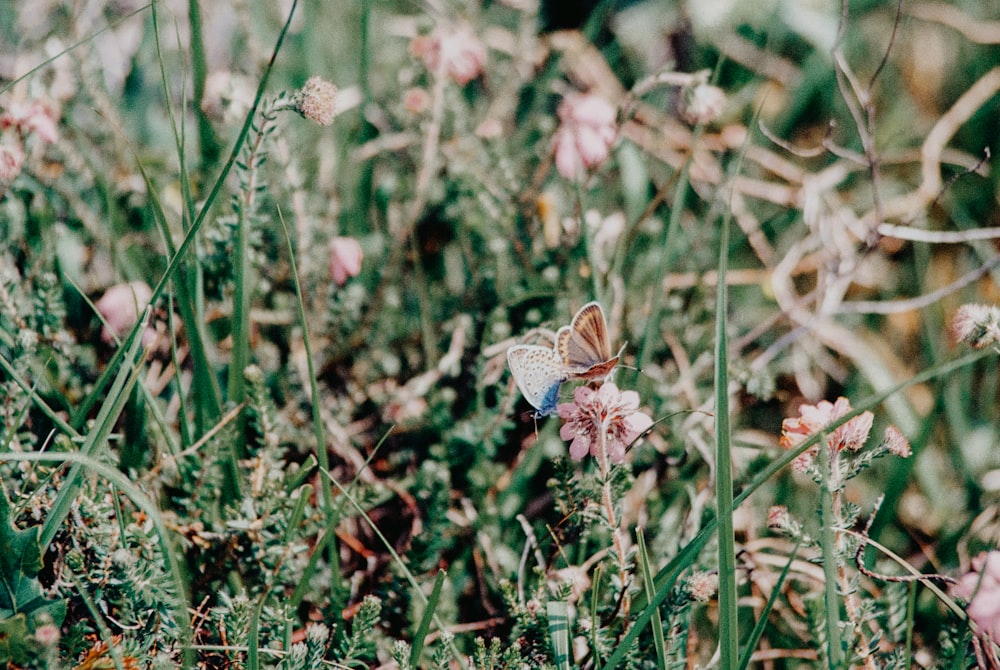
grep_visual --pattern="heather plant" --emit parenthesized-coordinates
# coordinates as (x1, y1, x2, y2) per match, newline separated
(2, 0, 1000, 668)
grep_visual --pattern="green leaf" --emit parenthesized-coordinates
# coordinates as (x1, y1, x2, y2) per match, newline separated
(0, 482, 67, 665)
(0, 614, 31, 665)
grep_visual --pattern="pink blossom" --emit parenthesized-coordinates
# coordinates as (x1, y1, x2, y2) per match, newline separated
(882, 425, 911, 458)
(953, 551, 1000, 640)
(951, 303, 1000, 349)
(329, 237, 363, 286)
(292, 76, 338, 126)
(780, 397, 874, 471)
(557, 382, 653, 464)
(0, 100, 59, 143)
(553, 94, 617, 181)
(411, 23, 486, 86)
(683, 83, 726, 125)
(0, 144, 24, 182)
(403, 87, 431, 114)
(95, 281, 157, 348)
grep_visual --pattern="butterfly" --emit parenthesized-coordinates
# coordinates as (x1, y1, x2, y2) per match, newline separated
(506, 344, 568, 417)
(555, 302, 624, 380)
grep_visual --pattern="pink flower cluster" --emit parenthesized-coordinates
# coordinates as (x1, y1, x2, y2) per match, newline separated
(953, 551, 1000, 640)
(779, 397, 910, 472)
(0, 100, 59, 144)
(0, 98, 60, 189)
(553, 94, 617, 181)
(557, 382, 653, 464)
(292, 76, 338, 126)
(411, 22, 486, 86)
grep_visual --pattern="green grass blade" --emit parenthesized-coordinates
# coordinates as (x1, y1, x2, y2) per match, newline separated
(737, 541, 801, 670)
(637, 528, 668, 670)
(40, 308, 150, 550)
(410, 569, 447, 667)
(322, 470, 468, 670)
(547, 600, 571, 670)
(714, 151, 738, 670)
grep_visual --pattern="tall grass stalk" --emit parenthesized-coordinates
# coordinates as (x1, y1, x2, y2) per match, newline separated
(278, 210, 341, 582)
(714, 182, 739, 668)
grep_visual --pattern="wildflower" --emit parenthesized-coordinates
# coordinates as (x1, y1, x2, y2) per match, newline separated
(292, 76, 338, 126)
(34, 623, 60, 646)
(475, 118, 503, 139)
(0, 143, 24, 182)
(95, 281, 158, 348)
(882, 425, 911, 458)
(780, 397, 874, 472)
(410, 22, 486, 86)
(557, 382, 653, 464)
(0, 100, 59, 143)
(553, 93, 617, 181)
(682, 83, 726, 125)
(329, 236, 363, 286)
(953, 551, 1000, 640)
(687, 571, 718, 602)
(767, 505, 790, 529)
(403, 87, 430, 114)
(950, 303, 1000, 349)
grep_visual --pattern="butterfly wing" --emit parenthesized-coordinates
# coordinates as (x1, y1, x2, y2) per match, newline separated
(556, 302, 620, 380)
(507, 345, 566, 417)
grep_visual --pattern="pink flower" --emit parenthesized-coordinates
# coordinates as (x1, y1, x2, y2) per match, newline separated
(0, 100, 59, 143)
(767, 505, 790, 529)
(329, 237, 363, 286)
(953, 551, 1000, 640)
(292, 76, 338, 126)
(553, 94, 617, 181)
(0, 143, 24, 182)
(780, 397, 874, 471)
(882, 425, 911, 458)
(682, 83, 726, 125)
(403, 87, 430, 114)
(95, 281, 157, 348)
(557, 382, 653, 464)
(951, 303, 1000, 349)
(411, 22, 486, 86)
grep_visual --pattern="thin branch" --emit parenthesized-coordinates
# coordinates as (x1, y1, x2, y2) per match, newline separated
(837, 253, 1000, 315)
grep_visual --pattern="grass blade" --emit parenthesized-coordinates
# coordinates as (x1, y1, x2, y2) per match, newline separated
(410, 569, 447, 667)
(547, 600, 571, 670)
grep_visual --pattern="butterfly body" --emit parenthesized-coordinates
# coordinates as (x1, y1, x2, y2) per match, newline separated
(506, 344, 568, 417)
(555, 302, 622, 380)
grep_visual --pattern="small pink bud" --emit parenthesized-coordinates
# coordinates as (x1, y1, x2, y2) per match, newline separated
(683, 83, 726, 125)
(95, 281, 156, 347)
(329, 237, 363, 286)
(883, 426, 911, 458)
(412, 22, 486, 86)
(553, 93, 617, 181)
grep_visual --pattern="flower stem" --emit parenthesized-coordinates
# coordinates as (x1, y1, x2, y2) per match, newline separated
(597, 415, 630, 621)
